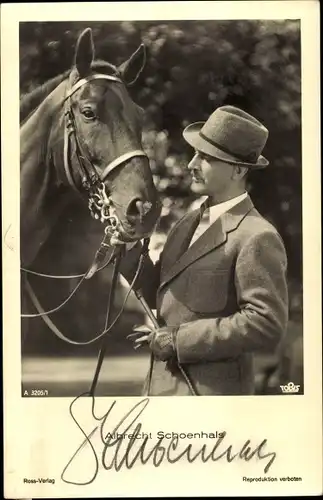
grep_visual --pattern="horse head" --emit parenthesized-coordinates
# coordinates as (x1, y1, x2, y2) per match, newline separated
(20, 28, 161, 266)
(57, 28, 161, 239)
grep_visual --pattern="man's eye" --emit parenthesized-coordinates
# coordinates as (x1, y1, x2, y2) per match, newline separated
(195, 151, 209, 162)
(81, 108, 96, 120)
(200, 154, 212, 162)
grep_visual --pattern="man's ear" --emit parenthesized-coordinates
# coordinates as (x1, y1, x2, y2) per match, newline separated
(74, 28, 95, 77)
(118, 44, 146, 86)
(233, 165, 249, 180)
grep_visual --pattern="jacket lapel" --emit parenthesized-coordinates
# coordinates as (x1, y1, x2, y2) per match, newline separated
(159, 209, 201, 275)
(159, 195, 254, 290)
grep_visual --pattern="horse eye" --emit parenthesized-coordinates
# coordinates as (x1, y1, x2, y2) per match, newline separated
(81, 108, 97, 120)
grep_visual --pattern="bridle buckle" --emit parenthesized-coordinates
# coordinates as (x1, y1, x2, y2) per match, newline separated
(104, 216, 119, 234)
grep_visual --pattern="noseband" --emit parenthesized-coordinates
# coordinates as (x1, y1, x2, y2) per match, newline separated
(63, 73, 148, 228)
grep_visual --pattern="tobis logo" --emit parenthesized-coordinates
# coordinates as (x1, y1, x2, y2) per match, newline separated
(280, 381, 301, 393)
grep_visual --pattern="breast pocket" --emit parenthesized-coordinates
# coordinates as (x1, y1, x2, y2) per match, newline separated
(184, 269, 230, 313)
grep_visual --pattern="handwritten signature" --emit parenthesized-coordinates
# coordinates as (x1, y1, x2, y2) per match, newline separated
(61, 394, 277, 486)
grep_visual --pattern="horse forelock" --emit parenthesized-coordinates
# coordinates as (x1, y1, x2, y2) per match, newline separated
(20, 60, 119, 124)
(90, 60, 119, 76)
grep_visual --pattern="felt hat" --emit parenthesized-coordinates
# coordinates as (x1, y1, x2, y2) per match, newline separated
(183, 105, 269, 168)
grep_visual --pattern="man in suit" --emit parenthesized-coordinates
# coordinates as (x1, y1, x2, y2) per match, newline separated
(119, 105, 289, 396)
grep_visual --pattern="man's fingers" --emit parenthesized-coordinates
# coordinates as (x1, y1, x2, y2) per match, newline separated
(134, 335, 149, 344)
(127, 325, 153, 340)
(135, 324, 153, 333)
(134, 343, 145, 350)
(127, 332, 140, 339)
(133, 324, 152, 331)
(133, 335, 150, 350)
(127, 330, 151, 350)
(127, 331, 151, 340)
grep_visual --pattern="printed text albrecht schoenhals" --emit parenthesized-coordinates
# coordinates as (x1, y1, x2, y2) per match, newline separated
(61, 396, 277, 486)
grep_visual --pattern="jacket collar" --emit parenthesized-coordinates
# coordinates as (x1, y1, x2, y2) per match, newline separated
(159, 195, 254, 290)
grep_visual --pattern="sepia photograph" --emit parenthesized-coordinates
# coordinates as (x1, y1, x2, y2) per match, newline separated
(2, 2, 321, 498)
(20, 18, 303, 398)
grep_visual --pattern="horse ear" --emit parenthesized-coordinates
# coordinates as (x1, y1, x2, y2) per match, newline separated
(74, 28, 95, 77)
(118, 44, 146, 86)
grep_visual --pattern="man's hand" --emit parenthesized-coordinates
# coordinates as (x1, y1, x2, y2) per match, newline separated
(127, 324, 177, 361)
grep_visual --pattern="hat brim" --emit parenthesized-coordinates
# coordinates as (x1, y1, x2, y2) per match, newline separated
(183, 122, 269, 169)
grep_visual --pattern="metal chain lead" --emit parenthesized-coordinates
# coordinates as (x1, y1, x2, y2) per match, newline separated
(88, 182, 114, 223)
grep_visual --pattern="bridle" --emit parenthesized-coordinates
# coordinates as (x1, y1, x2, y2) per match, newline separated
(21, 72, 197, 397)
(63, 72, 148, 229)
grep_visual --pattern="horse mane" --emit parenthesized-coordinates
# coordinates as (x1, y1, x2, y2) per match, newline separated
(20, 60, 118, 124)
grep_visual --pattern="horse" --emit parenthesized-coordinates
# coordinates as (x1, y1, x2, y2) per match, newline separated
(20, 28, 161, 377)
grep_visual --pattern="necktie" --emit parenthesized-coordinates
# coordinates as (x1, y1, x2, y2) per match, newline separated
(189, 208, 210, 247)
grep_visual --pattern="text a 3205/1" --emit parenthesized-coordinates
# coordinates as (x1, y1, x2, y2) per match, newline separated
(23, 389, 49, 396)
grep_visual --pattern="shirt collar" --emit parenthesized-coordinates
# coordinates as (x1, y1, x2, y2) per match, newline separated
(205, 192, 248, 224)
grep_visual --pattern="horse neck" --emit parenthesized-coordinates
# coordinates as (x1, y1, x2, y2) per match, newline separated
(20, 80, 70, 267)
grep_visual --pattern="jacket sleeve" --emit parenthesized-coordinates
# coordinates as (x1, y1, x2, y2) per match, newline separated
(175, 230, 289, 363)
(119, 242, 161, 309)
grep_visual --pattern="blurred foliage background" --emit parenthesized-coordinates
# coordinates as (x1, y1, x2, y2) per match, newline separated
(20, 21, 302, 392)
(20, 20, 302, 286)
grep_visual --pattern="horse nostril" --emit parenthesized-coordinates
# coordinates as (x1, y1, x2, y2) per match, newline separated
(126, 199, 152, 222)
(126, 198, 143, 219)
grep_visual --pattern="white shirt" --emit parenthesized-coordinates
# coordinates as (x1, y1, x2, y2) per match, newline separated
(189, 192, 248, 246)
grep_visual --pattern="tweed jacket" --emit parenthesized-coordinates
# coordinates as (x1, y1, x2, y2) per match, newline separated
(121, 195, 289, 396)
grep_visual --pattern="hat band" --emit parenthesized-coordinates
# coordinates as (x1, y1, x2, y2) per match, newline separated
(199, 131, 258, 163)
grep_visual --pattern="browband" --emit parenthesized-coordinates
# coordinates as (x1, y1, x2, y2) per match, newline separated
(64, 73, 123, 100)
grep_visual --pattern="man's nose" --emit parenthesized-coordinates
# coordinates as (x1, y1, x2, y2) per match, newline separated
(188, 154, 199, 171)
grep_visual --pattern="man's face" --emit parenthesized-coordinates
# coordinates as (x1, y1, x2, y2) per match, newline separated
(188, 151, 235, 197)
